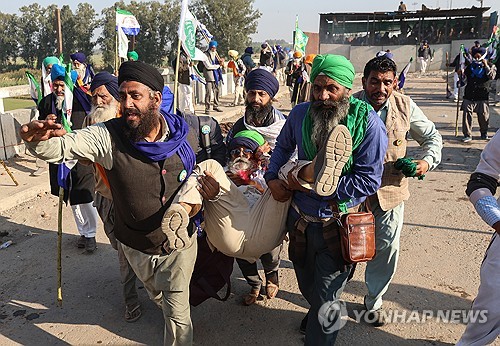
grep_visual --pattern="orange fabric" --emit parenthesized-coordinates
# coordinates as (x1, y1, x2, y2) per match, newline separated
(95, 163, 110, 189)
(227, 61, 239, 78)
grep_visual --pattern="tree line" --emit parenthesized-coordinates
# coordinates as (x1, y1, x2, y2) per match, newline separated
(0, 0, 261, 71)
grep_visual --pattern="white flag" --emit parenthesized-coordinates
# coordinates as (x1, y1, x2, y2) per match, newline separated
(117, 26, 129, 59)
(179, 0, 197, 59)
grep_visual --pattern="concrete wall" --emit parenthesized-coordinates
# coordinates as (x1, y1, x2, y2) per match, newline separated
(305, 31, 320, 55)
(319, 38, 489, 72)
(0, 109, 34, 160)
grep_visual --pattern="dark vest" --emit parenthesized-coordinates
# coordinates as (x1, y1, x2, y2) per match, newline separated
(104, 118, 198, 255)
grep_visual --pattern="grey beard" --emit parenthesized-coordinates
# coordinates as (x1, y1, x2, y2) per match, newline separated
(310, 97, 350, 149)
(88, 103, 117, 125)
(245, 100, 273, 125)
(55, 95, 64, 111)
(228, 156, 255, 174)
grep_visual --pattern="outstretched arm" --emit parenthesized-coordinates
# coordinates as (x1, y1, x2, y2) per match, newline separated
(20, 115, 66, 142)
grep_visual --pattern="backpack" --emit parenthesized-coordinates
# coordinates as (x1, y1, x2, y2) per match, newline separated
(189, 233, 234, 306)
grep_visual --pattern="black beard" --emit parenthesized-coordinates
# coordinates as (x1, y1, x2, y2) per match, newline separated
(121, 104, 159, 142)
(245, 100, 273, 125)
(310, 97, 350, 149)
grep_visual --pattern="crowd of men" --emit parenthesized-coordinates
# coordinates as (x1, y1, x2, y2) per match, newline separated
(19, 37, 499, 346)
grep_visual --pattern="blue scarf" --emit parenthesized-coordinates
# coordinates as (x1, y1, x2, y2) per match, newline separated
(470, 62, 485, 79)
(131, 110, 196, 176)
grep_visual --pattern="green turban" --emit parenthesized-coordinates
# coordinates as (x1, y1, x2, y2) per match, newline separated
(233, 130, 265, 146)
(127, 51, 139, 61)
(310, 54, 355, 89)
(42, 56, 60, 68)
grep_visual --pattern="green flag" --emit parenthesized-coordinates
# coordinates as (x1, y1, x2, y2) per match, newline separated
(294, 16, 309, 55)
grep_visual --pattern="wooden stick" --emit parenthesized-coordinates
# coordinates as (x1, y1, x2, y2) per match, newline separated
(0, 159, 19, 186)
(455, 84, 461, 137)
(57, 187, 64, 306)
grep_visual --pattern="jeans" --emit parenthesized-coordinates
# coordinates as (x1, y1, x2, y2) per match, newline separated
(287, 208, 352, 346)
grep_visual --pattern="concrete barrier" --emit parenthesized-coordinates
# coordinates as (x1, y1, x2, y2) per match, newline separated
(0, 85, 31, 113)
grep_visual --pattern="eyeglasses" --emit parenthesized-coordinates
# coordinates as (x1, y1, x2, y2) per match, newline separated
(230, 148, 254, 156)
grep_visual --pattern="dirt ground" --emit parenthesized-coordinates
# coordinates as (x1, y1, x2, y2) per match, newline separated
(0, 73, 499, 345)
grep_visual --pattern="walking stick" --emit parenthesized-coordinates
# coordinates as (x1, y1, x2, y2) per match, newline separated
(57, 186, 64, 306)
(0, 159, 19, 186)
(445, 52, 451, 98)
(455, 83, 461, 137)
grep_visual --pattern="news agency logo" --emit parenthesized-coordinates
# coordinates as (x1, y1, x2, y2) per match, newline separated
(317, 300, 489, 334)
(318, 300, 348, 334)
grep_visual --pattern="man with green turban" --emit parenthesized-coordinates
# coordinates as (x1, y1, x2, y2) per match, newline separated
(264, 54, 388, 345)
(127, 51, 139, 61)
(41, 56, 60, 97)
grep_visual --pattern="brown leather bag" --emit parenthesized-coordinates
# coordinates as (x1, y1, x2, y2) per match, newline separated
(339, 210, 376, 263)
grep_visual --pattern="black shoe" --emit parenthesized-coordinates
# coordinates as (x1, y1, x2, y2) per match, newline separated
(213, 108, 223, 112)
(480, 134, 490, 140)
(85, 237, 96, 253)
(299, 312, 308, 335)
(77, 235, 86, 248)
(365, 308, 387, 327)
(204, 110, 210, 115)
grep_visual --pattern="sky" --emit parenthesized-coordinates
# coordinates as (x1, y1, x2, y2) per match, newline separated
(2, 0, 499, 42)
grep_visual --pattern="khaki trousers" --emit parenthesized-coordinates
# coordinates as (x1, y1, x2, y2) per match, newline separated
(177, 159, 308, 262)
(120, 239, 197, 346)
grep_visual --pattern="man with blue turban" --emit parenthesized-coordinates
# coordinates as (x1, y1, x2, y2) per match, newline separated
(202, 40, 225, 114)
(70, 51, 95, 86)
(36, 62, 99, 253)
(265, 54, 388, 345)
(225, 68, 287, 305)
(461, 46, 496, 142)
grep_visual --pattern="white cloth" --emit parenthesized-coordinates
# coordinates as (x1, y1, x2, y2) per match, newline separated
(71, 202, 98, 238)
(243, 109, 286, 149)
(178, 83, 194, 113)
(453, 72, 459, 99)
(457, 130, 500, 345)
(456, 233, 500, 346)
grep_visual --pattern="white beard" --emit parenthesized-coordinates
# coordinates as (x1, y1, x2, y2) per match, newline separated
(55, 95, 64, 111)
(88, 102, 118, 125)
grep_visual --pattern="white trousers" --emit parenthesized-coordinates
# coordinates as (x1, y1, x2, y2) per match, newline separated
(456, 233, 500, 346)
(419, 57, 428, 74)
(177, 159, 308, 262)
(71, 202, 98, 238)
(178, 83, 194, 113)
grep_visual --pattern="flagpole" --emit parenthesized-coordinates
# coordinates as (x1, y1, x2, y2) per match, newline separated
(115, 31, 119, 74)
(174, 38, 182, 114)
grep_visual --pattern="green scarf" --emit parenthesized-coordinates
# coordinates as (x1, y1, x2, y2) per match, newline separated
(302, 97, 371, 212)
(302, 96, 371, 173)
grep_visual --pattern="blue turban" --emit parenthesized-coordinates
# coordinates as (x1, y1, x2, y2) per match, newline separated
(471, 47, 486, 57)
(90, 72, 119, 101)
(245, 47, 254, 54)
(50, 64, 66, 81)
(209, 40, 218, 48)
(244, 68, 279, 98)
(70, 52, 86, 64)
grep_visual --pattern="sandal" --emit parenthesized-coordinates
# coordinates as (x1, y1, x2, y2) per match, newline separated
(125, 304, 142, 323)
(265, 281, 279, 299)
(243, 288, 260, 306)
